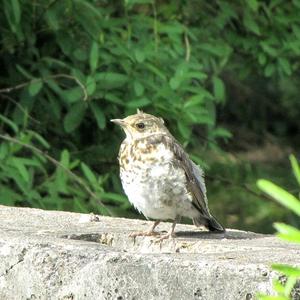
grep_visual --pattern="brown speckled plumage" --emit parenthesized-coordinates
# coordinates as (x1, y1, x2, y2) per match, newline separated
(111, 110, 225, 239)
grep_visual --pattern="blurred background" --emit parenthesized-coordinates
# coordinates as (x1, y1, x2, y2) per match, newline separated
(0, 0, 299, 233)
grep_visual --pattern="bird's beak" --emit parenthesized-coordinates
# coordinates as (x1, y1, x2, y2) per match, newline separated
(110, 119, 126, 127)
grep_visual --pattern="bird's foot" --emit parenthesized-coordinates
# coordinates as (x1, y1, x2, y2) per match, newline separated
(154, 232, 176, 243)
(130, 220, 161, 239)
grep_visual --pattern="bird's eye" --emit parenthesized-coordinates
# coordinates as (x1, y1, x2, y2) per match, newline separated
(136, 122, 145, 129)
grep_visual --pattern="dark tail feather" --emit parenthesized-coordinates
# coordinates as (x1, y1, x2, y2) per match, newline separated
(193, 215, 225, 233)
(206, 215, 225, 232)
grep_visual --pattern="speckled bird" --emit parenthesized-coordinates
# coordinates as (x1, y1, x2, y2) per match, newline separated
(111, 110, 225, 239)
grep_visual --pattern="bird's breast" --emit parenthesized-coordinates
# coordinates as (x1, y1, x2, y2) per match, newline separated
(118, 139, 196, 220)
(119, 139, 173, 172)
(119, 139, 182, 196)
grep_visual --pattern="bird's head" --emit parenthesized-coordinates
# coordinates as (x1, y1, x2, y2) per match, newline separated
(111, 109, 169, 140)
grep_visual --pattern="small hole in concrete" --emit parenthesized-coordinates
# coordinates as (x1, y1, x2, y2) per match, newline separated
(246, 293, 252, 300)
(194, 288, 202, 297)
(262, 271, 268, 277)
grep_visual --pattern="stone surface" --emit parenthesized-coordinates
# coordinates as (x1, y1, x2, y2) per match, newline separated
(0, 205, 299, 300)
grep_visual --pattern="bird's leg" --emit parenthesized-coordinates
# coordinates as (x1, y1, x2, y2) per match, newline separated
(129, 220, 160, 238)
(156, 216, 180, 242)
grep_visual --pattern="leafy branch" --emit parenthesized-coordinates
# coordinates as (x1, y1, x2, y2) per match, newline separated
(0, 74, 88, 101)
(0, 133, 112, 216)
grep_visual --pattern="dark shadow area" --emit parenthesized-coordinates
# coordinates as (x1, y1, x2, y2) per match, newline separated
(60, 228, 269, 245)
(60, 233, 102, 243)
(175, 229, 268, 240)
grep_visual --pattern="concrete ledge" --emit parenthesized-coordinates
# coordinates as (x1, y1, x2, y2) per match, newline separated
(0, 205, 299, 299)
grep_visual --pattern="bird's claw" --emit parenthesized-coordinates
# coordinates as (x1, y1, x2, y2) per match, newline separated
(154, 232, 176, 244)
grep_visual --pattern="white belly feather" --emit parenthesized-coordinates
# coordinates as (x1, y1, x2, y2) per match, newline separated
(120, 143, 198, 220)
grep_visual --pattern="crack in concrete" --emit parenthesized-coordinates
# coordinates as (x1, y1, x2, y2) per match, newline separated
(0, 248, 27, 278)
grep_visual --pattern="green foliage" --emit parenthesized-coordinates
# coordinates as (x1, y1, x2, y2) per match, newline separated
(0, 128, 126, 215)
(257, 155, 300, 300)
(0, 0, 232, 215)
(0, 1, 300, 226)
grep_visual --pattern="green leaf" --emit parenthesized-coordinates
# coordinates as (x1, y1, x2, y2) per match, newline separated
(16, 64, 33, 79)
(284, 276, 298, 297)
(56, 31, 73, 55)
(95, 72, 128, 89)
(184, 94, 205, 109)
(86, 76, 96, 95)
(126, 98, 151, 108)
(199, 43, 229, 57)
(177, 122, 191, 140)
(81, 162, 98, 186)
(273, 280, 286, 295)
(212, 76, 225, 102)
(290, 154, 300, 186)
(134, 49, 145, 63)
(104, 93, 124, 105)
(144, 63, 167, 80)
(46, 9, 59, 30)
(11, 157, 29, 183)
(46, 90, 61, 119)
(28, 80, 43, 96)
(274, 223, 300, 243)
(264, 64, 275, 77)
(272, 264, 300, 277)
(257, 295, 288, 300)
(260, 42, 277, 57)
(257, 179, 300, 216)
(133, 81, 144, 96)
(74, 0, 102, 38)
(0, 143, 9, 159)
(73, 198, 90, 213)
(0, 185, 22, 206)
(278, 58, 292, 76)
(258, 53, 267, 65)
(3, 165, 28, 194)
(247, 0, 258, 11)
(73, 49, 88, 61)
(169, 77, 181, 90)
(62, 87, 84, 103)
(90, 41, 99, 73)
(27, 131, 50, 148)
(187, 71, 207, 81)
(75, 0, 102, 19)
(0, 114, 18, 133)
(90, 102, 106, 129)
(211, 127, 232, 139)
(243, 12, 260, 35)
(99, 192, 127, 204)
(11, 0, 21, 24)
(70, 158, 80, 169)
(63, 102, 86, 133)
(60, 149, 70, 168)
(11, 157, 42, 168)
(3, 0, 21, 34)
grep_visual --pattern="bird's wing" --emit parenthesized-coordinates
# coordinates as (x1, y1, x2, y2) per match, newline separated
(150, 134, 211, 218)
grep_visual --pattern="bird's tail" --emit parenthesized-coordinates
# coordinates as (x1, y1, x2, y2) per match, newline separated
(193, 214, 225, 233)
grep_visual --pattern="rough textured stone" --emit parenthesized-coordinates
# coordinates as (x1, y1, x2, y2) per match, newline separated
(0, 205, 299, 300)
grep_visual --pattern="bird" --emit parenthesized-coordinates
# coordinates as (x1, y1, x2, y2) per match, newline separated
(111, 109, 225, 240)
